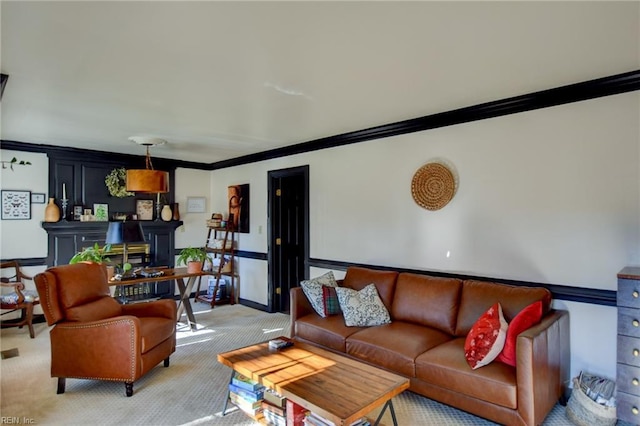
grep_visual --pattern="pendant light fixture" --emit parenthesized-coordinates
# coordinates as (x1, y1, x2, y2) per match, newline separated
(126, 137, 170, 193)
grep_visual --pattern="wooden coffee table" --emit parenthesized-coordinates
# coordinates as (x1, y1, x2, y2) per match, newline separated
(217, 339, 410, 426)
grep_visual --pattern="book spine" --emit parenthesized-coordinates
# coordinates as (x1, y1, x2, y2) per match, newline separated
(228, 383, 264, 402)
(229, 391, 262, 412)
(286, 400, 308, 426)
(231, 373, 262, 391)
(261, 400, 286, 417)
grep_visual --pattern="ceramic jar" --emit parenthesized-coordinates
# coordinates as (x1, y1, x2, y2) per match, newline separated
(161, 204, 172, 221)
(44, 198, 60, 222)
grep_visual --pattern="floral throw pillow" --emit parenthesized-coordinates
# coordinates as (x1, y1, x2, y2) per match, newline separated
(464, 302, 508, 370)
(300, 271, 338, 318)
(335, 283, 391, 327)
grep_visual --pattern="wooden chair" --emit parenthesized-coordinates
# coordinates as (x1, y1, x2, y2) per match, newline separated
(1, 260, 40, 338)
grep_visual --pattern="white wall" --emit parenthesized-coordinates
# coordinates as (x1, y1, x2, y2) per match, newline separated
(0, 150, 50, 315)
(0, 150, 49, 263)
(207, 92, 640, 382)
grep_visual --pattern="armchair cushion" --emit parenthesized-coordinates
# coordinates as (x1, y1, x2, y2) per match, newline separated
(1, 289, 39, 304)
(140, 317, 177, 353)
(66, 297, 122, 322)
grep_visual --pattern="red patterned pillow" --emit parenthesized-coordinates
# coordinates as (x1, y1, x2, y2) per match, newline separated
(496, 300, 544, 367)
(322, 285, 342, 316)
(464, 302, 508, 370)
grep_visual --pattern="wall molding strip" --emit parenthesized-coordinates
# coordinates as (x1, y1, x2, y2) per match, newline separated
(309, 258, 616, 307)
(3, 70, 638, 172)
(208, 69, 640, 170)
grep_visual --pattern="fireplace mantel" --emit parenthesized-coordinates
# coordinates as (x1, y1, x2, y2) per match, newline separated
(41, 220, 183, 267)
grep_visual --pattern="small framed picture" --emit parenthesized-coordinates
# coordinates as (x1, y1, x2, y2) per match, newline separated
(73, 205, 83, 220)
(31, 193, 46, 204)
(136, 199, 154, 220)
(1, 190, 31, 220)
(186, 196, 206, 213)
(93, 203, 108, 221)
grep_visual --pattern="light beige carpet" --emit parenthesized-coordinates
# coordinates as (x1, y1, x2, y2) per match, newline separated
(1, 303, 573, 425)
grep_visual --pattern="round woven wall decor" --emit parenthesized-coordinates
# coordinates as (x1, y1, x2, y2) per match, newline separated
(411, 162, 456, 211)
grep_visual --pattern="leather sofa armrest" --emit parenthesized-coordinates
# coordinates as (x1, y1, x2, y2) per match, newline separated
(515, 309, 570, 426)
(50, 316, 143, 381)
(290, 287, 314, 338)
(121, 299, 177, 320)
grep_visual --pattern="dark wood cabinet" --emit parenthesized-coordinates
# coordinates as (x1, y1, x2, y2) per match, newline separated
(41, 221, 183, 299)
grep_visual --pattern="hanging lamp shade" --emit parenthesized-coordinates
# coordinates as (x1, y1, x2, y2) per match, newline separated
(125, 137, 170, 193)
(126, 169, 169, 193)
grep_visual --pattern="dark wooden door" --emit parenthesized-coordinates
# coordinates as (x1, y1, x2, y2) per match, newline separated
(268, 166, 309, 313)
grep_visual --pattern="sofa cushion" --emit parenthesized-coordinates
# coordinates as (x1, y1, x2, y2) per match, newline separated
(496, 300, 543, 366)
(342, 267, 398, 312)
(415, 338, 518, 409)
(346, 321, 453, 377)
(455, 280, 551, 336)
(391, 273, 461, 334)
(464, 303, 507, 369)
(300, 271, 338, 318)
(336, 284, 391, 327)
(322, 286, 341, 316)
(294, 313, 364, 352)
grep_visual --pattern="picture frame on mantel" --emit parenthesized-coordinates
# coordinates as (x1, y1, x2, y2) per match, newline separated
(136, 199, 154, 220)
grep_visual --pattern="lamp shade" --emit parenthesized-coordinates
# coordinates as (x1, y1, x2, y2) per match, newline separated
(105, 221, 146, 245)
(126, 169, 169, 193)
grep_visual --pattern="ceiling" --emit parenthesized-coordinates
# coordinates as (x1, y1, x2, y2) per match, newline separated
(1, 1, 638, 164)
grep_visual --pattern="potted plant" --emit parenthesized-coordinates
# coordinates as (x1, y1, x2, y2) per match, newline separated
(69, 243, 118, 280)
(177, 247, 207, 273)
(69, 243, 112, 264)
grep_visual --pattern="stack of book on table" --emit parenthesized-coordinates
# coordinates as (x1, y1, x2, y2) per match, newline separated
(228, 372, 265, 418)
(262, 388, 287, 426)
(302, 410, 371, 426)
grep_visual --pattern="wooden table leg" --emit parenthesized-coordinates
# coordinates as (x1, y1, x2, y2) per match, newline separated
(176, 276, 198, 330)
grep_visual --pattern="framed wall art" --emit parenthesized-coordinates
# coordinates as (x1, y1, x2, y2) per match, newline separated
(136, 199, 154, 220)
(93, 203, 108, 221)
(186, 196, 206, 213)
(228, 184, 249, 233)
(1, 190, 31, 220)
(31, 193, 46, 204)
(73, 205, 83, 221)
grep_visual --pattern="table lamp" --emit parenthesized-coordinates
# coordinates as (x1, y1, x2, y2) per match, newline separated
(105, 221, 146, 267)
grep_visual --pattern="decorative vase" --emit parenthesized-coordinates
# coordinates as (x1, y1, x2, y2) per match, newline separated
(161, 204, 172, 221)
(44, 198, 60, 222)
(172, 203, 180, 221)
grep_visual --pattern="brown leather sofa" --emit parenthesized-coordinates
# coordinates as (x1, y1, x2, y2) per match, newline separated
(290, 267, 570, 426)
(34, 262, 177, 397)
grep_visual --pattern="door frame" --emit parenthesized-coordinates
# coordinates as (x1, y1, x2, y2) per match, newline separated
(267, 165, 310, 313)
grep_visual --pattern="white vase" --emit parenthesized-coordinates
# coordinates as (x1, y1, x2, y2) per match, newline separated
(161, 204, 172, 221)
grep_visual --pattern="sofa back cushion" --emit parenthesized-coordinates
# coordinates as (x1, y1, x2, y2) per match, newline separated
(455, 280, 552, 336)
(342, 267, 398, 312)
(391, 273, 462, 335)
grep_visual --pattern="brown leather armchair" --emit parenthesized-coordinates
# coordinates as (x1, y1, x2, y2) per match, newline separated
(34, 262, 177, 397)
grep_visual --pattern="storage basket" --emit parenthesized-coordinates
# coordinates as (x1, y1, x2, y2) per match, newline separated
(566, 378, 616, 426)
